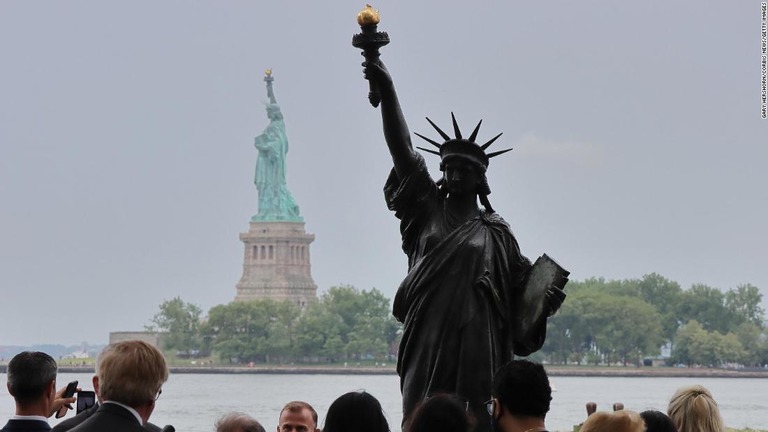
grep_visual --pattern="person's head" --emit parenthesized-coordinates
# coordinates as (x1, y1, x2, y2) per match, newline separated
(95, 340, 168, 412)
(277, 401, 319, 432)
(640, 410, 677, 432)
(407, 393, 474, 432)
(216, 412, 266, 432)
(491, 360, 552, 422)
(667, 385, 724, 432)
(6, 351, 58, 412)
(323, 391, 389, 432)
(580, 410, 645, 432)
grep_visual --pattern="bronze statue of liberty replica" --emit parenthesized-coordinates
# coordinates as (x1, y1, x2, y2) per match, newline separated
(353, 6, 569, 431)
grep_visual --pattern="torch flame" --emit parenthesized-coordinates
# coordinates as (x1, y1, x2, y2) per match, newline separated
(357, 4, 380, 26)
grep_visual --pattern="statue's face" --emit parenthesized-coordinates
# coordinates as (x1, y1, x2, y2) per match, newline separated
(443, 159, 481, 196)
(267, 105, 281, 120)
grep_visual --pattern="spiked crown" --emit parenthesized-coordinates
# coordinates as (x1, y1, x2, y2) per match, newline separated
(415, 113, 512, 170)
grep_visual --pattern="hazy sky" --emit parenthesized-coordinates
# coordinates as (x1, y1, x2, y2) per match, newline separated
(1, 2, 766, 346)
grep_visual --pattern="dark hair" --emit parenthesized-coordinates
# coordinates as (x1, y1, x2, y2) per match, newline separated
(640, 410, 678, 432)
(7, 351, 57, 404)
(407, 393, 475, 432)
(492, 360, 551, 418)
(323, 391, 389, 432)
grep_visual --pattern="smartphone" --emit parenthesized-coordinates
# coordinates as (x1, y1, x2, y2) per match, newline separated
(55, 380, 78, 418)
(76, 390, 97, 414)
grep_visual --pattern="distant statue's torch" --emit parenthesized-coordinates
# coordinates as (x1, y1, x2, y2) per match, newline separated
(352, 5, 390, 108)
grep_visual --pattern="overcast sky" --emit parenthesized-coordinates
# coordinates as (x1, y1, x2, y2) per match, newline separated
(1, 2, 766, 346)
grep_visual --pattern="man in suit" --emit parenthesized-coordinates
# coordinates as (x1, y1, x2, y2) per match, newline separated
(2, 351, 76, 432)
(54, 402, 162, 432)
(69, 340, 169, 432)
(52, 346, 164, 432)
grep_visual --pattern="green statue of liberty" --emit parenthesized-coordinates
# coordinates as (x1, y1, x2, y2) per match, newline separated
(252, 69, 302, 222)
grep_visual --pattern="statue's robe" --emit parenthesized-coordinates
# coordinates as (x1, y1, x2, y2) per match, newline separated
(253, 112, 300, 220)
(385, 155, 548, 431)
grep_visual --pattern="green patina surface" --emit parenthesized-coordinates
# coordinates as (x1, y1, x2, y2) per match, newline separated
(252, 72, 303, 222)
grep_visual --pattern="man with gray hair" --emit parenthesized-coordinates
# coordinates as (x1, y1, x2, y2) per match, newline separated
(69, 340, 169, 432)
(2, 351, 76, 432)
(52, 345, 165, 432)
(216, 412, 265, 432)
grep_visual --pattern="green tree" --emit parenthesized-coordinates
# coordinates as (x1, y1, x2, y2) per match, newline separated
(545, 276, 765, 367)
(543, 290, 595, 364)
(543, 285, 664, 366)
(725, 284, 765, 327)
(589, 295, 664, 366)
(202, 299, 299, 363)
(294, 302, 346, 362)
(320, 285, 398, 360)
(671, 320, 746, 367)
(676, 284, 734, 333)
(203, 301, 258, 363)
(635, 273, 683, 346)
(733, 322, 767, 366)
(702, 331, 745, 366)
(670, 320, 708, 366)
(149, 297, 203, 354)
(255, 300, 299, 362)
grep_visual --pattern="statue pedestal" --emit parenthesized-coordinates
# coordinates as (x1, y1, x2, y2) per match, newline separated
(235, 221, 317, 307)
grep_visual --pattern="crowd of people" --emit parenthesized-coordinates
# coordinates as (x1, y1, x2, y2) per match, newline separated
(2, 341, 728, 432)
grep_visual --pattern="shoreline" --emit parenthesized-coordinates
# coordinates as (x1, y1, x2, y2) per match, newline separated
(31, 365, 768, 378)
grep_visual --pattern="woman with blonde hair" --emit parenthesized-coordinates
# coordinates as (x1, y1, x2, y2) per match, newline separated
(667, 385, 725, 432)
(580, 410, 645, 432)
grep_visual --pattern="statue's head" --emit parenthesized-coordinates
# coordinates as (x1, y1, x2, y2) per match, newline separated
(440, 156, 489, 197)
(266, 103, 283, 120)
(415, 113, 511, 170)
(416, 113, 508, 208)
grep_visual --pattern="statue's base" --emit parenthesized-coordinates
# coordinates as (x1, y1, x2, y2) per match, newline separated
(235, 220, 317, 308)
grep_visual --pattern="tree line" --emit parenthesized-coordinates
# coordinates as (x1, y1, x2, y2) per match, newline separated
(147, 285, 400, 364)
(148, 274, 768, 367)
(537, 274, 767, 367)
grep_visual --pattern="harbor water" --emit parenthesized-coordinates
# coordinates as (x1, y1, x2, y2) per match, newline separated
(1, 373, 766, 432)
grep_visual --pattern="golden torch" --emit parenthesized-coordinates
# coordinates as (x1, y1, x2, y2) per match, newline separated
(352, 5, 390, 108)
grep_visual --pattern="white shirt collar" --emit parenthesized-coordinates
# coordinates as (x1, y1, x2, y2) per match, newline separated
(10, 415, 49, 422)
(102, 400, 143, 424)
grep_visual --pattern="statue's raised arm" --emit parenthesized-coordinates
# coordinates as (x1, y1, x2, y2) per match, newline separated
(265, 68, 277, 104)
(363, 61, 418, 179)
(353, 5, 417, 179)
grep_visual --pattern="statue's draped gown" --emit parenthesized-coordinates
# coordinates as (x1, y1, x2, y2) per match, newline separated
(253, 110, 300, 220)
(385, 154, 547, 431)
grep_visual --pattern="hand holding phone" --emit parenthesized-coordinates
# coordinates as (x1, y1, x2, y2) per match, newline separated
(55, 380, 78, 418)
